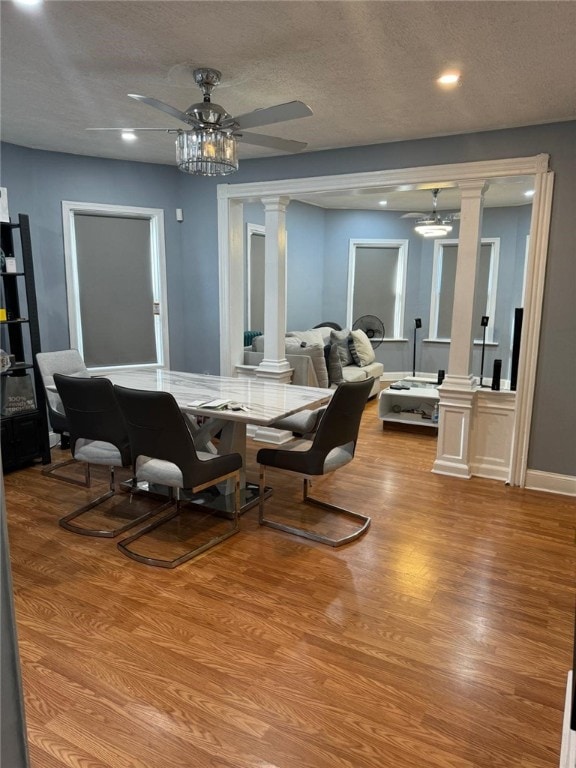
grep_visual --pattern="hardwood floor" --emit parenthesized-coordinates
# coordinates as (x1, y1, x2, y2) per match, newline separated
(4, 397, 575, 768)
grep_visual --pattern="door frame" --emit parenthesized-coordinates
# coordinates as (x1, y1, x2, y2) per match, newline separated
(218, 154, 553, 487)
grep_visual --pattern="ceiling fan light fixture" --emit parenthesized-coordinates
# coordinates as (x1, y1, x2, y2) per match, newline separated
(414, 188, 454, 237)
(176, 129, 238, 176)
(414, 222, 453, 237)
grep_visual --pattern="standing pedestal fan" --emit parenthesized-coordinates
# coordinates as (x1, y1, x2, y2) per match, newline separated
(352, 315, 385, 348)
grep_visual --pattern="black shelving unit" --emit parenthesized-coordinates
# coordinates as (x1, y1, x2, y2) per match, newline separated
(1, 213, 51, 471)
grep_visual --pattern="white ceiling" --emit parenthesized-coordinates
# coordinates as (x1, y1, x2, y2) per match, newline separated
(1, 0, 574, 210)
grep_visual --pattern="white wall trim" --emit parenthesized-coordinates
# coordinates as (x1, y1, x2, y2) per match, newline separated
(524, 469, 576, 497)
(61, 200, 169, 369)
(508, 170, 555, 487)
(217, 155, 550, 202)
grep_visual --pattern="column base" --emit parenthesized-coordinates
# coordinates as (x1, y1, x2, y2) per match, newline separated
(255, 359, 293, 385)
(432, 384, 475, 479)
(252, 426, 294, 444)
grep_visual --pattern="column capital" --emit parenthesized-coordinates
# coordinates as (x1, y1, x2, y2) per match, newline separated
(458, 179, 488, 199)
(260, 195, 290, 212)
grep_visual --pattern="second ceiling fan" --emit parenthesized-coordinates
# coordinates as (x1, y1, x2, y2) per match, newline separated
(402, 188, 459, 237)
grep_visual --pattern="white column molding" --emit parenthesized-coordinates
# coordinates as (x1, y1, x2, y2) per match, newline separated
(446, 179, 487, 381)
(470, 390, 516, 481)
(251, 425, 295, 444)
(433, 383, 475, 478)
(434, 180, 486, 478)
(256, 195, 292, 383)
(218, 197, 244, 376)
(508, 170, 555, 486)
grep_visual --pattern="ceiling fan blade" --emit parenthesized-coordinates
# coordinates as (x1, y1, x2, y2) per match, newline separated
(128, 94, 200, 126)
(86, 128, 177, 132)
(236, 131, 307, 153)
(401, 212, 428, 219)
(227, 101, 313, 130)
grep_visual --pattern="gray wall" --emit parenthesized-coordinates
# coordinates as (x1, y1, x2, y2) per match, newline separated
(1, 120, 574, 475)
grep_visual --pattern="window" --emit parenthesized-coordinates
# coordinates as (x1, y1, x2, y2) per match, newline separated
(347, 239, 408, 339)
(429, 238, 500, 342)
(62, 202, 169, 370)
(246, 225, 265, 331)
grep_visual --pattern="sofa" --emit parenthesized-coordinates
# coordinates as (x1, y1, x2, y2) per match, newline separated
(243, 326, 383, 398)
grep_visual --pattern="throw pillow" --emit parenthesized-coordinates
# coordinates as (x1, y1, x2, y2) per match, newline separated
(286, 329, 325, 347)
(327, 342, 343, 385)
(297, 343, 329, 388)
(330, 328, 353, 366)
(349, 328, 376, 367)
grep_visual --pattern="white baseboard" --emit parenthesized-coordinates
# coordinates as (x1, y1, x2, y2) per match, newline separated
(559, 671, 575, 768)
(525, 469, 576, 497)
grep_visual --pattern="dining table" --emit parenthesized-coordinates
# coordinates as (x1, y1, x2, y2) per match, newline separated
(102, 367, 333, 511)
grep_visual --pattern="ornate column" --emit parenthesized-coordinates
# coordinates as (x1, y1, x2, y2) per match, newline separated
(251, 196, 294, 444)
(255, 195, 292, 384)
(433, 180, 487, 478)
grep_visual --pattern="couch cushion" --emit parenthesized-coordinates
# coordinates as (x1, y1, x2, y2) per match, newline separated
(362, 361, 384, 379)
(330, 328, 353, 366)
(341, 365, 368, 383)
(252, 335, 307, 354)
(286, 328, 325, 347)
(349, 328, 376, 366)
(314, 326, 339, 344)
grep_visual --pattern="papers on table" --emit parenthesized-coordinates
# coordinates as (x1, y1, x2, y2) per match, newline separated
(187, 399, 249, 412)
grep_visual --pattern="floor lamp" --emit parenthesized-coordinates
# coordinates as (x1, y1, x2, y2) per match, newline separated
(479, 315, 489, 387)
(412, 318, 421, 377)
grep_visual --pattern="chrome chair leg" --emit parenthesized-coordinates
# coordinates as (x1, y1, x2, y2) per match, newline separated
(117, 473, 241, 569)
(58, 465, 162, 538)
(42, 457, 90, 487)
(258, 469, 371, 547)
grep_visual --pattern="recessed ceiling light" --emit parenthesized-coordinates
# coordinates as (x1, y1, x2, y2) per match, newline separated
(12, 0, 43, 6)
(524, 189, 535, 198)
(437, 72, 461, 87)
(121, 131, 137, 142)
(379, 200, 388, 206)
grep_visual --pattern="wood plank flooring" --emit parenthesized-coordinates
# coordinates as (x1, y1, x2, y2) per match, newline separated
(4, 396, 576, 768)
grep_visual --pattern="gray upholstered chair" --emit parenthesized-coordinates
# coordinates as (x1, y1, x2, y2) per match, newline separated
(257, 378, 373, 547)
(114, 385, 243, 569)
(54, 374, 160, 537)
(36, 349, 90, 483)
(270, 406, 327, 439)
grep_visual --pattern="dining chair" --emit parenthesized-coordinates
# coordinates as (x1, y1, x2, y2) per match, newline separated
(257, 378, 373, 547)
(36, 349, 90, 484)
(54, 373, 161, 537)
(113, 385, 243, 568)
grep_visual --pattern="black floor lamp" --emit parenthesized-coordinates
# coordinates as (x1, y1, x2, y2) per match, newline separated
(412, 318, 421, 377)
(479, 315, 489, 387)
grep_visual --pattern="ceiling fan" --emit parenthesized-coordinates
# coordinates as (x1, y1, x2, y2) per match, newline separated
(88, 67, 313, 176)
(401, 188, 459, 237)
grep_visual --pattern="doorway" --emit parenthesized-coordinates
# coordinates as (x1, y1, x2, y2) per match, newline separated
(218, 156, 554, 486)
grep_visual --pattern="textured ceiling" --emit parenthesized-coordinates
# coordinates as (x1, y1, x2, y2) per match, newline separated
(1, 1, 574, 209)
